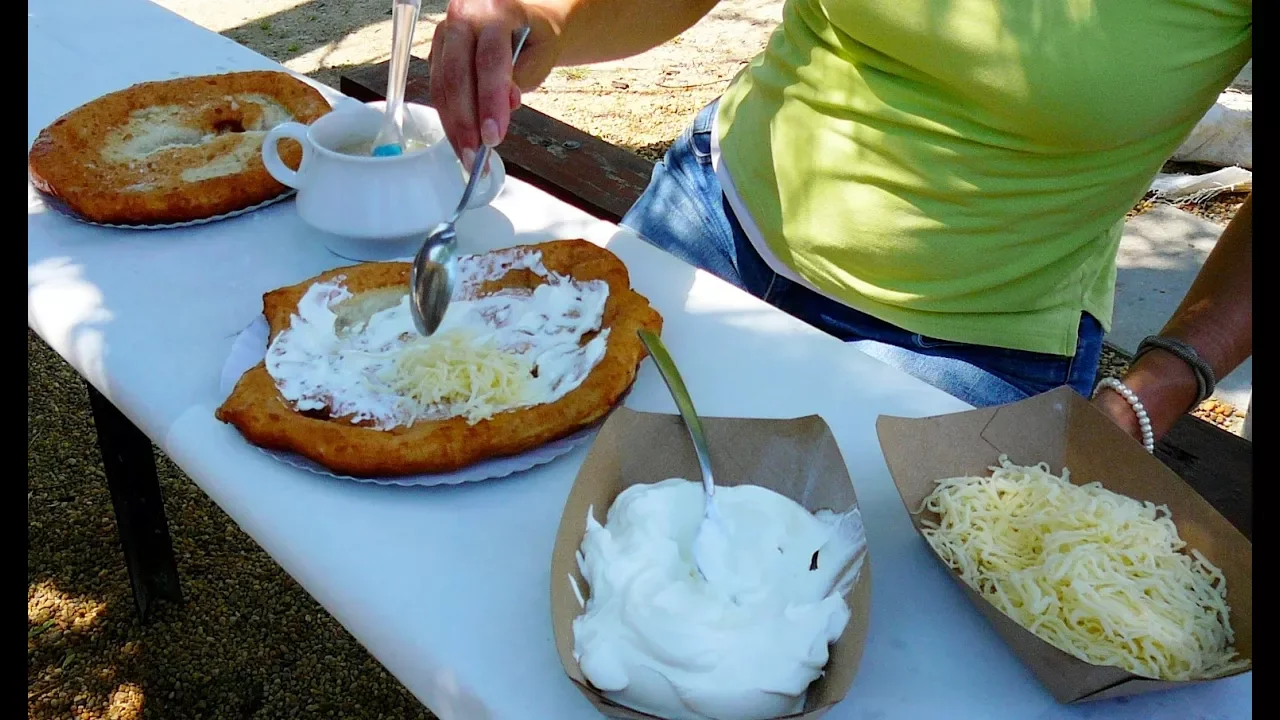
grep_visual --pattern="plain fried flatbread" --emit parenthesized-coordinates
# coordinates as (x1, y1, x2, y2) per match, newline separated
(28, 71, 331, 225)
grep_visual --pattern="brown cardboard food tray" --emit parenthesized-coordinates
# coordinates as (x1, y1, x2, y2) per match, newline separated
(550, 407, 872, 719)
(875, 386, 1252, 703)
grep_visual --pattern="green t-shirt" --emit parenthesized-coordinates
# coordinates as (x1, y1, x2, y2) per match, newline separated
(717, 0, 1251, 356)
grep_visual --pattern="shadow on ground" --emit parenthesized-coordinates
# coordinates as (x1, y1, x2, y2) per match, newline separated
(223, 1, 443, 63)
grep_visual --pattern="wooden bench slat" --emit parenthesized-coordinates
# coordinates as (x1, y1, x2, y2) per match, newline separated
(339, 63, 1252, 539)
(340, 57, 654, 223)
(1157, 414, 1252, 539)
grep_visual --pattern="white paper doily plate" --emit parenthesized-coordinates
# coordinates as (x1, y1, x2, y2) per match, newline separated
(220, 316, 597, 487)
(32, 183, 296, 230)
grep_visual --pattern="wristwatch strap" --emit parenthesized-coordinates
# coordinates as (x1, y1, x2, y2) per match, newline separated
(1134, 335, 1216, 406)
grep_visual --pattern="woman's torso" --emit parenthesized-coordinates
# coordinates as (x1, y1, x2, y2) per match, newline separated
(716, 0, 1251, 356)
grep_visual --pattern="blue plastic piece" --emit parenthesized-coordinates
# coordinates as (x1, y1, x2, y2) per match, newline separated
(371, 143, 404, 157)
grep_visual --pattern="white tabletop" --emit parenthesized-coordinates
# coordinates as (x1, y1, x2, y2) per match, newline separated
(28, 2, 1250, 718)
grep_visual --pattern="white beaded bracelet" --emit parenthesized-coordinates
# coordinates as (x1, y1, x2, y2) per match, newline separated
(1094, 377, 1155, 454)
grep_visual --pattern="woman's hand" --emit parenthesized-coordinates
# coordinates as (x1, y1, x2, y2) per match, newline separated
(428, 1, 565, 166)
(1093, 192, 1251, 447)
(1093, 349, 1200, 445)
(428, 0, 720, 165)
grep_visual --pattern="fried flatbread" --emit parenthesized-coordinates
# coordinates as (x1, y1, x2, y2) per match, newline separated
(28, 71, 331, 225)
(215, 239, 663, 477)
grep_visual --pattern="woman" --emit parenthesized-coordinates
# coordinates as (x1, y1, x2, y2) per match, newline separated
(428, 0, 1252, 445)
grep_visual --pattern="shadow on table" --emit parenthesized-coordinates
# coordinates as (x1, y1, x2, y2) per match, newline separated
(27, 254, 114, 394)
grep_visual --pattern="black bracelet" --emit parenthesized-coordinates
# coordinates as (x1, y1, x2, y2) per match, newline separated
(1134, 335, 1217, 406)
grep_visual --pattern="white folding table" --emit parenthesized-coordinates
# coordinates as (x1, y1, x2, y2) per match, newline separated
(27, 1, 1251, 718)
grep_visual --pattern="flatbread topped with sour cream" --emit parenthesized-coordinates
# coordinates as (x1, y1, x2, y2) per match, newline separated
(216, 239, 663, 476)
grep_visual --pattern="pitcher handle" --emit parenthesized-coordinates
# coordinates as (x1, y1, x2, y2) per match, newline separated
(262, 122, 311, 189)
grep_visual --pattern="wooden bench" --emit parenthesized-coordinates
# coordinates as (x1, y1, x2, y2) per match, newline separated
(341, 59, 1253, 540)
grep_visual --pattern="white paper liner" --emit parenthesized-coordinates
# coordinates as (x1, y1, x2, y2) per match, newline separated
(31, 183, 295, 230)
(220, 315, 596, 487)
(1148, 166, 1253, 204)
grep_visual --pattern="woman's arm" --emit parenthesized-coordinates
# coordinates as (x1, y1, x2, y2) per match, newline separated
(429, 0, 720, 161)
(1094, 193, 1252, 442)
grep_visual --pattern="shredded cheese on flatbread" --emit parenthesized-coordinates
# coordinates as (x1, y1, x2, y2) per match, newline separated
(918, 457, 1247, 681)
(379, 328, 534, 425)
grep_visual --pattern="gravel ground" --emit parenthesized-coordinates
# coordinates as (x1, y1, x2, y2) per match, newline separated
(28, 331, 434, 720)
(29, 3, 1249, 718)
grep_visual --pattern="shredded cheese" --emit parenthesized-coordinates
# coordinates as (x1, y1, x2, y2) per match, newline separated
(918, 457, 1247, 681)
(378, 327, 535, 425)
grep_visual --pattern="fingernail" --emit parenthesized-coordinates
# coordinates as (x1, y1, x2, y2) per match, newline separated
(462, 148, 476, 168)
(480, 119, 500, 148)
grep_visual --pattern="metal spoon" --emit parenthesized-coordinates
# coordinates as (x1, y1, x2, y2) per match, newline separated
(371, 0, 423, 157)
(637, 329, 735, 591)
(409, 25, 530, 336)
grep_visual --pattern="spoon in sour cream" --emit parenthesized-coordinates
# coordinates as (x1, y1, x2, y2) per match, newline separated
(637, 329, 740, 599)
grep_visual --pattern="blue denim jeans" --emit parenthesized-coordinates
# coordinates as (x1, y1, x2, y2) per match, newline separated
(619, 101, 1104, 408)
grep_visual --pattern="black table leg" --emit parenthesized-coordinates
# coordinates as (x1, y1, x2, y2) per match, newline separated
(86, 383, 182, 622)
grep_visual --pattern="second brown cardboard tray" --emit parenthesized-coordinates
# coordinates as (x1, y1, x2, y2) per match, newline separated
(550, 408, 872, 720)
(876, 386, 1252, 703)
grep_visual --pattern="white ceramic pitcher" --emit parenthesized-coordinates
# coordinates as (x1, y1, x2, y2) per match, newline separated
(262, 101, 506, 260)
